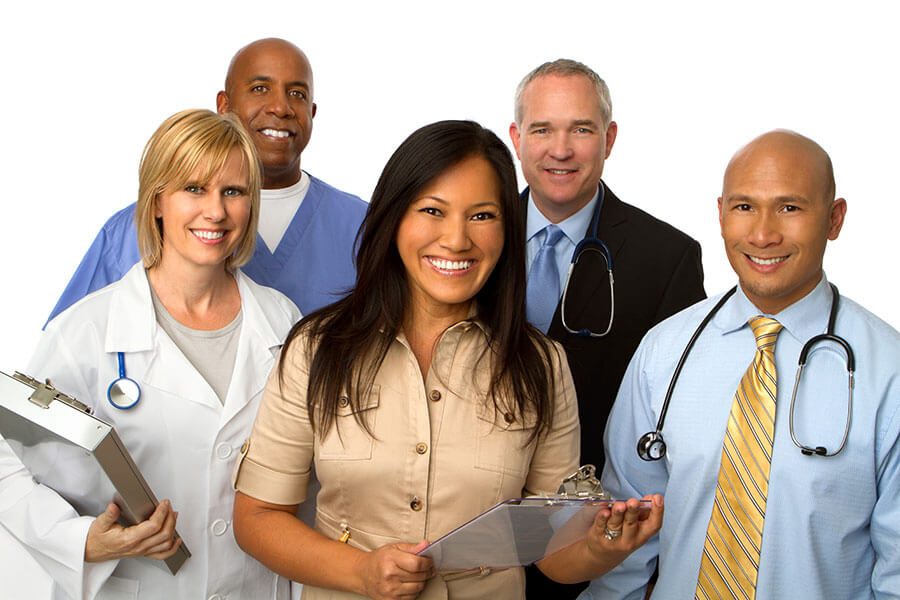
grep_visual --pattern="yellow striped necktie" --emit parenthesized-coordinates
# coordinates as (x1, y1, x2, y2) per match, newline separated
(696, 316, 783, 600)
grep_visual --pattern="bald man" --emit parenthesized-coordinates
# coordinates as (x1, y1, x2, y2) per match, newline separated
(582, 131, 900, 599)
(47, 38, 367, 322)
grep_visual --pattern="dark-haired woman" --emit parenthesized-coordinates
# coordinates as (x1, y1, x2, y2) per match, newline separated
(232, 120, 662, 600)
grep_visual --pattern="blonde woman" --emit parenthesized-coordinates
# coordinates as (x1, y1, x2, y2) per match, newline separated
(0, 109, 297, 599)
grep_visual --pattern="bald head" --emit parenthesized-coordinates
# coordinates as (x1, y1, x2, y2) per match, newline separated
(224, 38, 313, 98)
(724, 129, 835, 204)
(217, 38, 316, 189)
(718, 129, 847, 315)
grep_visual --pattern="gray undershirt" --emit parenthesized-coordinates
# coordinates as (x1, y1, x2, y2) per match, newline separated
(150, 287, 242, 405)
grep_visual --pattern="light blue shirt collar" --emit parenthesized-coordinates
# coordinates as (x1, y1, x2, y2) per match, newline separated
(714, 273, 833, 345)
(525, 187, 601, 297)
(526, 187, 600, 245)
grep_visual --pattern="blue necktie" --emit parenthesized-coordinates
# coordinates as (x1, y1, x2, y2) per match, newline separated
(527, 224, 565, 333)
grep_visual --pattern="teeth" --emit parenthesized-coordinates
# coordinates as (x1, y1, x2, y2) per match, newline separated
(193, 230, 224, 240)
(547, 169, 571, 175)
(260, 128, 290, 138)
(748, 255, 786, 265)
(429, 258, 473, 271)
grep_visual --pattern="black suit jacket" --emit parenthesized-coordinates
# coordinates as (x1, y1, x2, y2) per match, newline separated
(524, 181, 705, 599)
(544, 181, 706, 470)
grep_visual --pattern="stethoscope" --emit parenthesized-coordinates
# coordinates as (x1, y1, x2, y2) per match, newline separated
(559, 184, 615, 337)
(107, 352, 142, 409)
(636, 283, 855, 461)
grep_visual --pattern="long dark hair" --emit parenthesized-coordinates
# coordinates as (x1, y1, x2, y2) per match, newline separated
(279, 120, 559, 441)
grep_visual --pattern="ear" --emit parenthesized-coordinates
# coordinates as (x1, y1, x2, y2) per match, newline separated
(827, 197, 847, 240)
(604, 121, 618, 158)
(216, 91, 229, 115)
(154, 194, 163, 219)
(311, 102, 318, 119)
(717, 196, 724, 234)
(508, 122, 522, 160)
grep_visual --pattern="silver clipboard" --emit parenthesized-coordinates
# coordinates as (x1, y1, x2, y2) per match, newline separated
(417, 465, 648, 569)
(0, 371, 190, 575)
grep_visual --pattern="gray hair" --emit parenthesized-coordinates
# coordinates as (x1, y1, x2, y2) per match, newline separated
(514, 59, 612, 128)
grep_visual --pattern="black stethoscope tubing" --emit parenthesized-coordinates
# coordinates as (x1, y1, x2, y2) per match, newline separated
(637, 283, 855, 461)
(559, 184, 615, 337)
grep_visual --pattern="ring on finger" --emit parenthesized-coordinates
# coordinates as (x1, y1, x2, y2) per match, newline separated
(604, 526, 623, 541)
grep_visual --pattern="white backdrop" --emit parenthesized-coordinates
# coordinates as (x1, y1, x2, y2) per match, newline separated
(1, 1, 898, 596)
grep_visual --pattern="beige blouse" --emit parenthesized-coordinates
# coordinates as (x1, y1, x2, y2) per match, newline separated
(234, 319, 580, 599)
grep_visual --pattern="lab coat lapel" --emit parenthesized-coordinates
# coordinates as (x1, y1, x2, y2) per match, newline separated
(219, 271, 283, 427)
(104, 264, 156, 353)
(103, 265, 225, 412)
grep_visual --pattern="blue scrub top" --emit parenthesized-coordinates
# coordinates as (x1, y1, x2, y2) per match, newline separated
(47, 174, 368, 324)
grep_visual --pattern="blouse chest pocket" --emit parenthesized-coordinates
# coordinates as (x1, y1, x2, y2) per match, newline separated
(473, 400, 537, 478)
(317, 386, 380, 461)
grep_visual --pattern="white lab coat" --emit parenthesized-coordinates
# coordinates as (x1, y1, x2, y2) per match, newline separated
(0, 264, 298, 600)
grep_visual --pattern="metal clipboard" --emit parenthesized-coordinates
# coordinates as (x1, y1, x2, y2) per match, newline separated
(0, 370, 190, 574)
(418, 465, 646, 569)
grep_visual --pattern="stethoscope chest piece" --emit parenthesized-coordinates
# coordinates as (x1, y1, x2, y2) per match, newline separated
(108, 352, 141, 409)
(637, 431, 667, 461)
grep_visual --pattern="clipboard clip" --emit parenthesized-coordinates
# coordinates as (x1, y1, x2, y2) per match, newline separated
(554, 464, 611, 500)
(12, 372, 91, 414)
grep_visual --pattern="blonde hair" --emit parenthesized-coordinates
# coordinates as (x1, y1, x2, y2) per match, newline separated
(135, 109, 261, 269)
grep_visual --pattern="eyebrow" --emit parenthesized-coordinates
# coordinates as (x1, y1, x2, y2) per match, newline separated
(725, 194, 811, 204)
(246, 75, 310, 89)
(527, 119, 599, 129)
(415, 196, 500, 208)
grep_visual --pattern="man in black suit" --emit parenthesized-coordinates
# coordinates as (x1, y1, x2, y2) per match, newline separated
(509, 59, 706, 599)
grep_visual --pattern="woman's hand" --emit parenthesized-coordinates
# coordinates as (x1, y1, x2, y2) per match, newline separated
(84, 500, 182, 563)
(586, 495, 663, 560)
(355, 540, 434, 600)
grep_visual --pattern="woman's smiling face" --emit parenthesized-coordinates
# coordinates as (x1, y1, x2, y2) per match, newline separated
(395, 155, 505, 319)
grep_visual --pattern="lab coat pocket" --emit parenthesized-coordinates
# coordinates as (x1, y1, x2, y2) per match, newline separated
(473, 401, 537, 478)
(317, 386, 380, 461)
(96, 575, 140, 599)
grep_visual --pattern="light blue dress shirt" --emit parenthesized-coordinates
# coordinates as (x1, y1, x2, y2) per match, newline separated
(526, 189, 599, 296)
(46, 174, 367, 324)
(583, 276, 900, 600)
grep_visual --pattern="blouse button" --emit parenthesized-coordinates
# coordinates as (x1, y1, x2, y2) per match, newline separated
(410, 497, 423, 511)
(415, 443, 428, 455)
(338, 396, 350, 408)
(503, 412, 515, 424)
(429, 389, 442, 402)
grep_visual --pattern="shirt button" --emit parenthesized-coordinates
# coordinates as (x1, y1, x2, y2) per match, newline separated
(215, 443, 232, 460)
(211, 519, 228, 536)
(410, 497, 423, 511)
(338, 396, 350, 408)
(208, 595, 222, 600)
(415, 443, 428, 455)
(429, 389, 442, 402)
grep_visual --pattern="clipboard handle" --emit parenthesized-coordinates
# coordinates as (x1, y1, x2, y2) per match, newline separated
(553, 464, 610, 500)
(13, 372, 91, 414)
